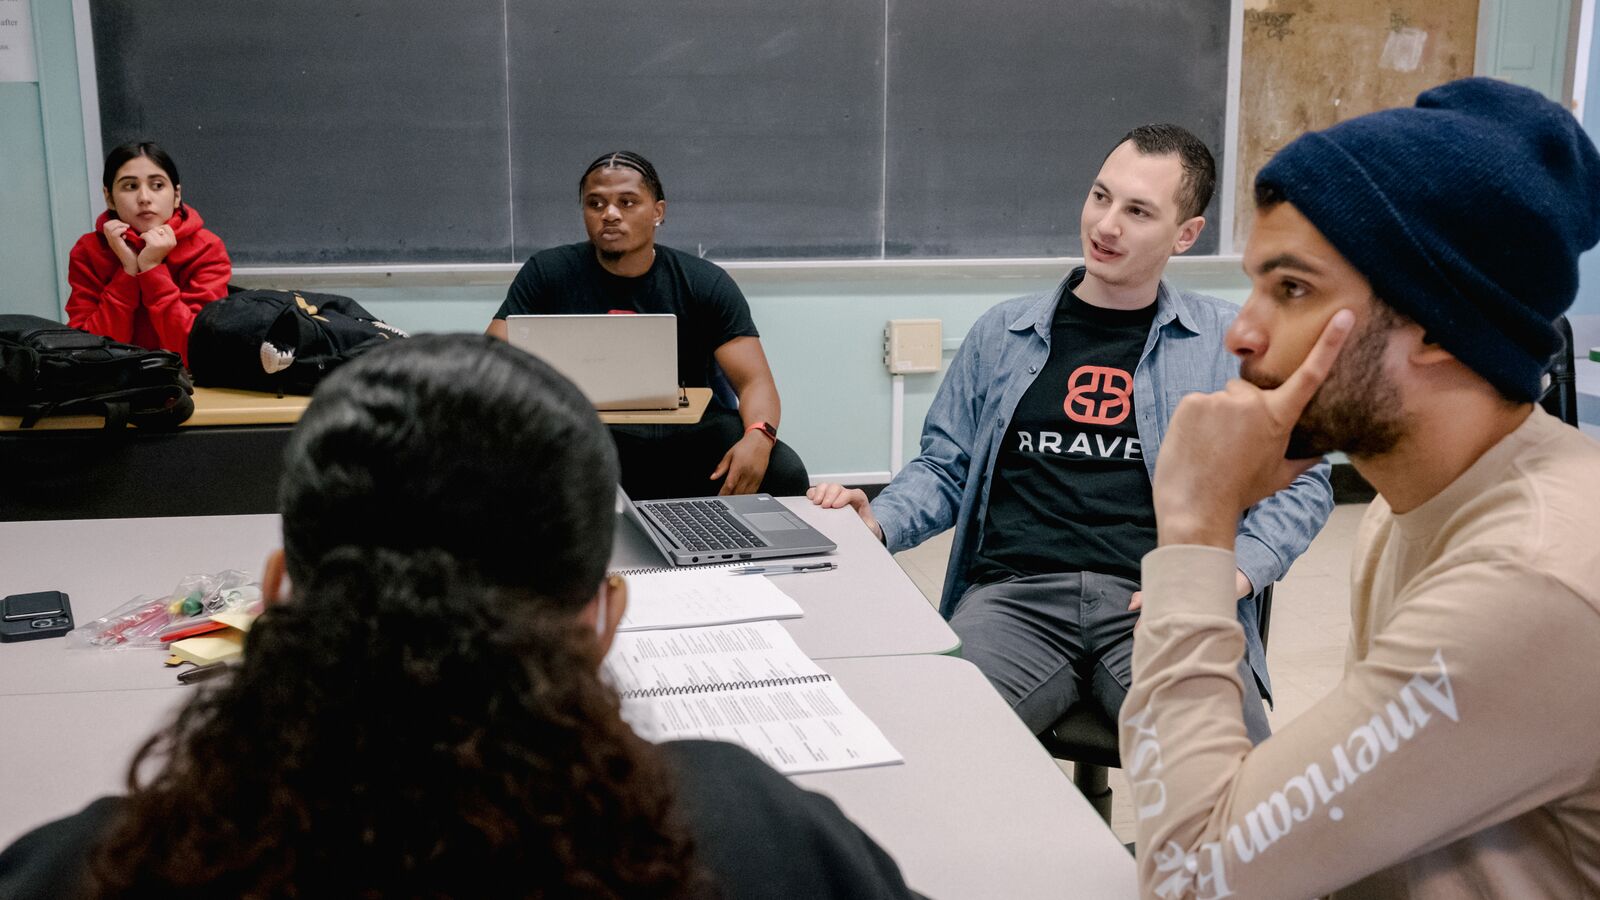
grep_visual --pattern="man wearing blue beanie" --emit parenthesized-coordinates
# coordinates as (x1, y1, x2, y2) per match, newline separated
(1119, 77, 1600, 899)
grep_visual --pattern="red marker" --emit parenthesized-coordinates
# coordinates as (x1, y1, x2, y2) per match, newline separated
(158, 619, 229, 644)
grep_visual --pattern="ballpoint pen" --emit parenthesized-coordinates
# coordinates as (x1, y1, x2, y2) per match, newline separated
(176, 661, 234, 684)
(728, 562, 837, 576)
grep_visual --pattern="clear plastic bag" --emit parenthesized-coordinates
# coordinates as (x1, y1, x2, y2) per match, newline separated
(66, 570, 262, 649)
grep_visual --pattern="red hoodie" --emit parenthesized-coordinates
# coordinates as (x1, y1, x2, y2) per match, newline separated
(66, 206, 232, 364)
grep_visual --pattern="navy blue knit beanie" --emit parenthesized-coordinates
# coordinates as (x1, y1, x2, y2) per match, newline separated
(1256, 77, 1600, 401)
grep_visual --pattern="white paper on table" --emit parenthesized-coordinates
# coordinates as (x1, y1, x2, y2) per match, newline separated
(605, 621, 902, 776)
(603, 621, 823, 695)
(618, 568, 802, 631)
(620, 678, 903, 775)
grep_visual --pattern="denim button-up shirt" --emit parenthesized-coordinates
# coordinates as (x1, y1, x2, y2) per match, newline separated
(872, 269, 1334, 695)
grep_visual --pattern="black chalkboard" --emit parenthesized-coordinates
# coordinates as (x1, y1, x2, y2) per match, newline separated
(886, 0, 1230, 257)
(91, 0, 513, 264)
(90, 1, 1229, 264)
(508, 1, 885, 260)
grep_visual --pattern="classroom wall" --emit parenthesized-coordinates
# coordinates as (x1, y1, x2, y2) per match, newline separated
(8, 1, 1590, 479)
(1574, 0, 1600, 430)
(1234, 0, 1479, 249)
(1478, 0, 1575, 102)
(1577, 1, 1600, 318)
(4, 0, 90, 324)
(0, 79, 59, 322)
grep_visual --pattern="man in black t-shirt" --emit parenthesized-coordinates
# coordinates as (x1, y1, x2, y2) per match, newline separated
(488, 152, 808, 499)
(809, 127, 1333, 738)
(963, 273, 1157, 589)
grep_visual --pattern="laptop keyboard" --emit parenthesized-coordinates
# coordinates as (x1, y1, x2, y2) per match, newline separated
(647, 499, 771, 552)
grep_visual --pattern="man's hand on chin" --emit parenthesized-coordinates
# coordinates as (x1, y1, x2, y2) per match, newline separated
(1152, 309, 1353, 549)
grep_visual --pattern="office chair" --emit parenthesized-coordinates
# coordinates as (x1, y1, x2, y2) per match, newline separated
(1038, 585, 1274, 824)
(1540, 315, 1578, 427)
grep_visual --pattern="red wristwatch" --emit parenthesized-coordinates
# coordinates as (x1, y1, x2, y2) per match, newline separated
(746, 421, 777, 444)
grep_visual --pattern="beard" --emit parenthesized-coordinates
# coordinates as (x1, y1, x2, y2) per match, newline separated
(1243, 310, 1408, 459)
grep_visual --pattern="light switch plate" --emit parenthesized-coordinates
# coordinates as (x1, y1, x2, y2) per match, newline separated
(885, 319, 942, 374)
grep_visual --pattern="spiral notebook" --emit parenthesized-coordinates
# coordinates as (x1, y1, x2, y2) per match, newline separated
(604, 621, 903, 775)
(615, 565, 803, 632)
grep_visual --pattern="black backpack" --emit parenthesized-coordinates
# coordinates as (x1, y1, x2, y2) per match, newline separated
(0, 315, 194, 430)
(187, 290, 407, 395)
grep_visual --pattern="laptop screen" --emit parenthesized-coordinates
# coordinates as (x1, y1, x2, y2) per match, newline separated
(505, 314, 678, 410)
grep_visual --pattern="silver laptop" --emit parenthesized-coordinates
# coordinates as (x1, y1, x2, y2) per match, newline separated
(505, 314, 680, 410)
(617, 486, 836, 567)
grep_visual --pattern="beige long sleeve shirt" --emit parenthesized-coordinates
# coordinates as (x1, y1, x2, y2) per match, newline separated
(1120, 408, 1600, 899)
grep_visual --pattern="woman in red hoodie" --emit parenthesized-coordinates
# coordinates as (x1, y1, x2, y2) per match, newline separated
(67, 142, 232, 363)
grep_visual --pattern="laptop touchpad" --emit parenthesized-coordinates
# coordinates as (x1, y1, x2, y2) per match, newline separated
(746, 512, 803, 532)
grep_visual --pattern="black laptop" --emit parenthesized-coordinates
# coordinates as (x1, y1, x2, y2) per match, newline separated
(617, 486, 836, 566)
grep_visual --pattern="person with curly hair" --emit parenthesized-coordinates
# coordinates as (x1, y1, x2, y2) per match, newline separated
(0, 334, 919, 899)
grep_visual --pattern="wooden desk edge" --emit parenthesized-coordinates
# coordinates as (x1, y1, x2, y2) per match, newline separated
(2, 386, 709, 430)
(0, 387, 309, 430)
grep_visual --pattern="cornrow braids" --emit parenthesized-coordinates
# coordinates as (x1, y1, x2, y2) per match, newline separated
(580, 151, 665, 201)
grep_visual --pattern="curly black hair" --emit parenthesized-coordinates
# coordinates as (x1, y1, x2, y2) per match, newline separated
(89, 335, 707, 898)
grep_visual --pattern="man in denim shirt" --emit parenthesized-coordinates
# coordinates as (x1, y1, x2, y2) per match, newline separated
(810, 125, 1332, 739)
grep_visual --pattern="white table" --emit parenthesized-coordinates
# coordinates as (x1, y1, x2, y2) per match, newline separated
(0, 515, 282, 696)
(0, 656, 1135, 899)
(0, 501, 957, 698)
(0, 686, 187, 845)
(806, 655, 1137, 899)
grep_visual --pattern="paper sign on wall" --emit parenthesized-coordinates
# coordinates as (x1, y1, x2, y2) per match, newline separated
(0, 0, 38, 83)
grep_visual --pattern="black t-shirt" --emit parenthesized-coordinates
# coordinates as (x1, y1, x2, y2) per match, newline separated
(494, 242, 758, 390)
(0, 740, 922, 900)
(968, 279, 1158, 585)
(661, 741, 922, 899)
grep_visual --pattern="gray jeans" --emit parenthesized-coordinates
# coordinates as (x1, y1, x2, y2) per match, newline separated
(951, 571, 1272, 743)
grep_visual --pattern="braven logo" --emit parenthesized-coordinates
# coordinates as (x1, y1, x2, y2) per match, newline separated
(1064, 365, 1132, 426)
